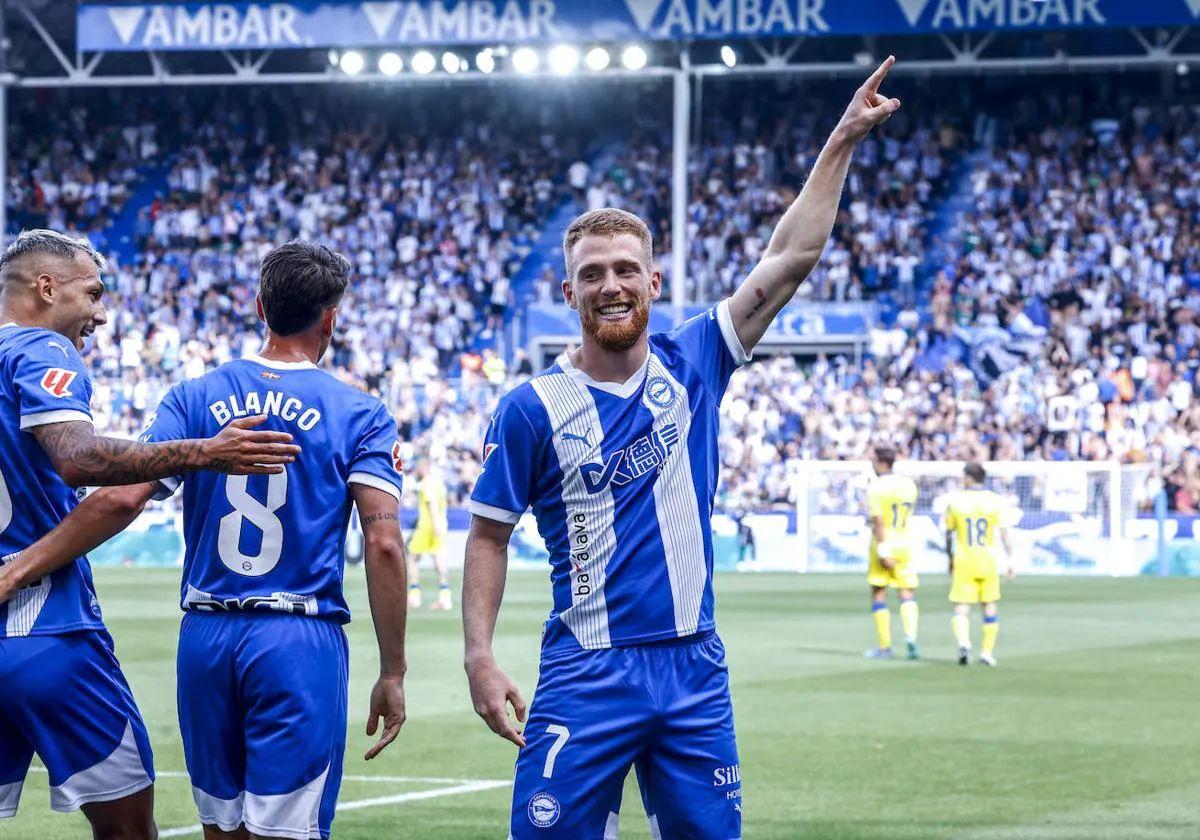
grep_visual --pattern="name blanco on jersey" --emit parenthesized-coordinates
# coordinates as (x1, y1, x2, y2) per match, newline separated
(580, 423, 681, 495)
(209, 390, 322, 431)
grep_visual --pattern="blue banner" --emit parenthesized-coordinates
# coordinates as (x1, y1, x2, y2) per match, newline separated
(78, 1, 1198, 52)
(525, 301, 873, 341)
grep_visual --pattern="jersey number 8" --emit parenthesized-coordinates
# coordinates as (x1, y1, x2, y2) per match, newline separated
(217, 471, 288, 577)
(0, 467, 12, 535)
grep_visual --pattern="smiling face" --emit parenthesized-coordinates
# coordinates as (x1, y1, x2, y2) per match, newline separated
(45, 252, 108, 351)
(564, 232, 661, 353)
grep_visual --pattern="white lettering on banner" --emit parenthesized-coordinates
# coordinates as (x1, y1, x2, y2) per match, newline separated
(175, 6, 212, 42)
(140, 2, 302, 47)
(362, 2, 402, 37)
(697, 0, 733, 30)
(531, 0, 560, 35)
(472, 0, 498, 38)
(932, 0, 1106, 28)
(896, 0, 931, 25)
(106, 7, 146, 44)
(654, 0, 827, 35)
(432, 1, 469, 39)
(495, 0, 528, 39)
(270, 3, 302, 42)
(399, 1, 431, 38)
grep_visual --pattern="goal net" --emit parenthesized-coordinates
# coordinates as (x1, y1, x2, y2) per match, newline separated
(786, 461, 1154, 577)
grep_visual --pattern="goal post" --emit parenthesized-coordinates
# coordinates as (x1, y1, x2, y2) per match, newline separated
(789, 460, 1154, 577)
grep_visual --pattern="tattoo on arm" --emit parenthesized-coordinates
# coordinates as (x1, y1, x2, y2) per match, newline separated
(33, 422, 213, 486)
(746, 286, 768, 320)
(361, 513, 400, 527)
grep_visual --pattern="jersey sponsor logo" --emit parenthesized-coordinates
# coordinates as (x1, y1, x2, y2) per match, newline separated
(40, 368, 78, 398)
(645, 375, 676, 409)
(580, 423, 680, 495)
(527, 792, 561, 828)
(713, 764, 741, 787)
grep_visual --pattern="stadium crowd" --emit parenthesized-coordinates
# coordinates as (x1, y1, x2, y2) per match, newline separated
(5, 76, 1199, 511)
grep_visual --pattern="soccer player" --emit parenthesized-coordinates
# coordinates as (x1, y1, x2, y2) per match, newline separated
(864, 446, 921, 660)
(407, 460, 452, 610)
(463, 58, 903, 838)
(5, 241, 409, 839)
(943, 462, 1016, 666)
(0, 229, 299, 837)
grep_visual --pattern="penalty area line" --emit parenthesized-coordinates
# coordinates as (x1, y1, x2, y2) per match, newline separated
(157, 780, 511, 838)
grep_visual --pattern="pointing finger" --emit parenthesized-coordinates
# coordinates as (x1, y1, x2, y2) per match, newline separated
(863, 54, 895, 94)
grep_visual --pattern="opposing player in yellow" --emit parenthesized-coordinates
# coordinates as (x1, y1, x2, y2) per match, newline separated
(943, 462, 1016, 666)
(864, 446, 921, 660)
(407, 460, 452, 610)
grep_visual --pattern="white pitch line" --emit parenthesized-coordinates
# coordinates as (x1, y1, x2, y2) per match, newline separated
(31, 767, 499, 785)
(157, 780, 511, 838)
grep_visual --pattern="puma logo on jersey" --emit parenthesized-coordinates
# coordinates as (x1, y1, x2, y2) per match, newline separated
(40, 368, 77, 398)
(562, 430, 591, 445)
(580, 424, 680, 495)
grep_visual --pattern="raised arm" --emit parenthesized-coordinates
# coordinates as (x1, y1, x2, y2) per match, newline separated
(463, 514, 526, 748)
(31, 414, 300, 487)
(728, 56, 902, 352)
(353, 483, 409, 760)
(0, 482, 157, 605)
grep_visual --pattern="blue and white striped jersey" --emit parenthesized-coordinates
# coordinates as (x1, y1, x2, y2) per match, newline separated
(0, 323, 105, 638)
(470, 300, 750, 652)
(142, 356, 403, 624)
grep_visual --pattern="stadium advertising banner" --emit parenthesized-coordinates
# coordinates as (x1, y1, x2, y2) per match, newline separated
(78, 0, 1198, 52)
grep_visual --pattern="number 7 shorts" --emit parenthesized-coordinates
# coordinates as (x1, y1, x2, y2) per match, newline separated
(510, 632, 742, 839)
(0, 629, 155, 818)
(177, 611, 349, 840)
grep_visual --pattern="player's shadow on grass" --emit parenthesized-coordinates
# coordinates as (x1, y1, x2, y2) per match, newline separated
(793, 644, 962, 667)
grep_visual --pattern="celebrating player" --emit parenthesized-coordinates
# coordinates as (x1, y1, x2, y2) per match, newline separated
(864, 446, 921, 660)
(4, 241, 409, 839)
(407, 460, 453, 611)
(0, 230, 300, 838)
(463, 58, 903, 838)
(943, 462, 1017, 666)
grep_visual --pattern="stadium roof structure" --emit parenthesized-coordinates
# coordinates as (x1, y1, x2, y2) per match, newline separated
(0, 1, 1196, 87)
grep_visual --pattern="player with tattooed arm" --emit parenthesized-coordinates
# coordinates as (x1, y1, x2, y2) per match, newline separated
(3, 241, 409, 840)
(0, 229, 300, 839)
(464, 58, 903, 838)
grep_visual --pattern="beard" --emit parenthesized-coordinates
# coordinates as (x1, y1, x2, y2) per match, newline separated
(580, 298, 650, 352)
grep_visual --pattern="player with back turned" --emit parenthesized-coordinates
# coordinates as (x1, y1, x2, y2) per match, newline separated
(463, 58, 904, 838)
(943, 462, 1017, 666)
(864, 446, 921, 660)
(0, 230, 299, 839)
(6, 241, 410, 840)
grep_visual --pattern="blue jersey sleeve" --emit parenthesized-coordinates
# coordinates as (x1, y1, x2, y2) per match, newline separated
(665, 299, 751, 400)
(13, 332, 94, 430)
(468, 397, 539, 525)
(139, 384, 190, 497)
(346, 401, 403, 503)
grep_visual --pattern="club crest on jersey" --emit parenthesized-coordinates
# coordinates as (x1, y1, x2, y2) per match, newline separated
(391, 442, 404, 474)
(527, 792, 561, 828)
(40, 368, 77, 398)
(580, 423, 680, 495)
(645, 375, 676, 409)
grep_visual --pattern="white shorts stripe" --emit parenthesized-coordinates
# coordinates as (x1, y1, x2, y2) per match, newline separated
(242, 762, 329, 840)
(192, 788, 244, 833)
(49, 721, 152, 813)
(0, 780, 24, 819)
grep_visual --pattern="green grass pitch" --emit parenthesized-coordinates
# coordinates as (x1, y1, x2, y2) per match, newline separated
(6, 570, 1200, 839)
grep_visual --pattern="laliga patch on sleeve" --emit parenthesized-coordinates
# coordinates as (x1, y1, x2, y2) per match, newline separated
(391, 441, 405, 474)
(40, 368, 78, 398)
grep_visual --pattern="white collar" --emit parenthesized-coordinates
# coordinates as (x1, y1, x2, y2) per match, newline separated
(556, 348, 649, 399)
(244, 353, 317, 371)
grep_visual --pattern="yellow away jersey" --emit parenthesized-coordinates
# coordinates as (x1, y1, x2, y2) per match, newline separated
(416, 474, 448, 529)
(867, 474, 919, 546)
(943, 489, 1010, 573)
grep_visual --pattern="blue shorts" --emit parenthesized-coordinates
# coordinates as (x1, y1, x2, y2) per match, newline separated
(177, 612, 349, 840)
(0, 630, 154, 818)
(511, 632, 742, 839)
